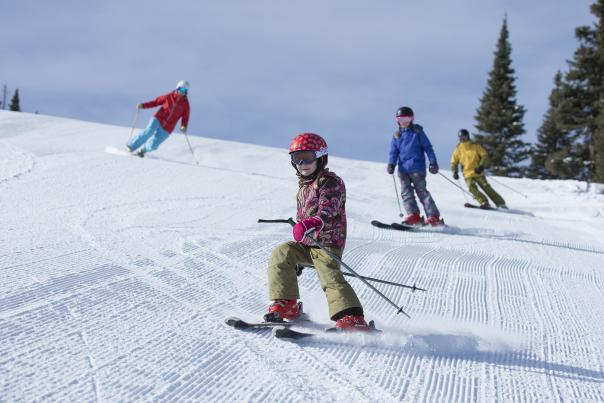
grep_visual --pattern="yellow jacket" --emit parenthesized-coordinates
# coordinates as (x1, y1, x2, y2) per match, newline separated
(450, 142, 488, 178)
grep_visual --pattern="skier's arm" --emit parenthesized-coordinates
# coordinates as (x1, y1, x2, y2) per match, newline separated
(388, 136, 399, 166)
(316, 177, 345, 224)
(141, 94, 167, 109)
(419, 130, 437, 165)
(477, 144, 489, 166)
(181, 102, 190, 128)
(450, 147, 460, 172)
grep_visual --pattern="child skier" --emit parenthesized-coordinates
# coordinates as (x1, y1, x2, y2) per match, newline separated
(451, 129, 507, 209)
(264, 133, 370, 331)
(387, 106, 443, 226)
(127, 80, 190, 157)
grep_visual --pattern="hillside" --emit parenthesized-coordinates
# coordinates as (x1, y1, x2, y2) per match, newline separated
(1, 111, 603, 402)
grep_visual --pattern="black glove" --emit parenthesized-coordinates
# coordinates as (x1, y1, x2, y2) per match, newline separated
(453, 171, 459, 180)
(474, 165, 485, 174)
(387, 164, 395, 174)
(429, 164, 439, 174)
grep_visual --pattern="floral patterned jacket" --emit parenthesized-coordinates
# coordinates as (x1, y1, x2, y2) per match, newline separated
(296, 169, 347, 250)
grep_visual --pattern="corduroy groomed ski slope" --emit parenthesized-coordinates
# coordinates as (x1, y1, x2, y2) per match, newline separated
(1, 111, 603, 401)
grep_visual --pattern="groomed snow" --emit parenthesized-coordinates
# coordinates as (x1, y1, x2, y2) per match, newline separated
(1, 111, 603, 402)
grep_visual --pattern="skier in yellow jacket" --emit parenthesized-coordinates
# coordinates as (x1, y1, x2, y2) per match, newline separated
(450, 129, 507, 209)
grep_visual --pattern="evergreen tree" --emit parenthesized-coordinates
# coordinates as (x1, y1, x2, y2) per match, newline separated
(594, 108, 604, 182)
(474, 18, 529, 177)
(528, 72, 573, 178)
(9, 89, 20, 112)
(591, 0, 604, 182)
(559, 0, 604, 182)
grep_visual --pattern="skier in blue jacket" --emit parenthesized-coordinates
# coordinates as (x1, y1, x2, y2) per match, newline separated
(387, 106, 443, 226)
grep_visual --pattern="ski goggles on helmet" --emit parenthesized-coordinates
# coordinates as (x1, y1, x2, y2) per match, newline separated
(290, 150, 317, 165)
(396, 116, 413, 125)
(177, 87, 188, 94)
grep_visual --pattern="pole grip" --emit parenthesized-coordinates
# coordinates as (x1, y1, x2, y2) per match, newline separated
(258, 218, 295, 225)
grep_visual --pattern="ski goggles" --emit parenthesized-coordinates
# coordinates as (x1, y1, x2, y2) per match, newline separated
(177, 87, 188, 94)
(396, 116, 413, 125)
(290, 151, 317, 165)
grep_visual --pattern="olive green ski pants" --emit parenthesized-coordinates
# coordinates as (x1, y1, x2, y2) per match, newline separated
(465, 175, 506, 207)
(268, 241, 362, 319)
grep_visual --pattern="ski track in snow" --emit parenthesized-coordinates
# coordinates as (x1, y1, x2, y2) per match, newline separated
(1, 111, 604, 401)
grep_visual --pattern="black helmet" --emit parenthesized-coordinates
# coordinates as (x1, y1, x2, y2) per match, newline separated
(458, 129, 470, 139)
(396, 106, 414, 117)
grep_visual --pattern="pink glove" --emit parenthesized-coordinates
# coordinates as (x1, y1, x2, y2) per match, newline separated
(293, 217, 324, 242)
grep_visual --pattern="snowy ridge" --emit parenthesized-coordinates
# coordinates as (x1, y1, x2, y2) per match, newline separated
(1, 110, 603, 401)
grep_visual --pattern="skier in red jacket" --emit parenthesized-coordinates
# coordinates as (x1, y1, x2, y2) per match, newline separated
(127, 80, 190, 157)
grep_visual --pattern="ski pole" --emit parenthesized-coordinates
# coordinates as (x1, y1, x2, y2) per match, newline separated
(296, 264, 426, 292)
(183, 132, 199, 166)
(127, 108, 140, 143)
(456, 177, 471, 204)
(258, 218, 411, 317)
(258, 219, 292, 224)
(438, 172, 474, 197)
(391, 174, 404, 218)
(487, 175, 528, 199)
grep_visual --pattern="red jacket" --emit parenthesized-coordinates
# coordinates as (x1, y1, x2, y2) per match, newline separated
(141, 91, 190, 133)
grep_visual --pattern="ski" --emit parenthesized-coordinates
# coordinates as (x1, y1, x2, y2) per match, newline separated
(371, 220, 445, 231)
(224, 316, 297, 330)
(272, 326, 315, 339)
(464, 202, 489, 209)
(391, 222, 418, 231)
(104, 146, 145, 158)
(272, 320, 382, 341)
(464, 203, 510, 211)
(371, 220, 415, 231)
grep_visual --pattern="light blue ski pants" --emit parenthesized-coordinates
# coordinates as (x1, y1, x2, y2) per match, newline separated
(128, 118, 170, 153)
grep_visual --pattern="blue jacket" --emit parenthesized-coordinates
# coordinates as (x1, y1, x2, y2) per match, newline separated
(388, 124, 437, 173)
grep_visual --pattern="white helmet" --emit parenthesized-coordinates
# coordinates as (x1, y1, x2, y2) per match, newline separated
(176, 80, 190, 91)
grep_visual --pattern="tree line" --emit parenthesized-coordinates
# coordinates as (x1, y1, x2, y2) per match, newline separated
(475, 0, 604, 183)
(3, 1, 603, 183)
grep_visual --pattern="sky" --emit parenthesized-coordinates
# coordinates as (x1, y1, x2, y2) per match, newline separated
(1, 0, 597, 165)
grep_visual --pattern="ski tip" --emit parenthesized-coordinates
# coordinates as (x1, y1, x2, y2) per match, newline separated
(225, 317, 250, 329)
(368, 320, 383, 333)
(272, 326, 314, 340)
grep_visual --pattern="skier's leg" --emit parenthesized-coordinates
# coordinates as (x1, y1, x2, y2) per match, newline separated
(476, 176, 506, 207)
(128, 118, 159, 151)
(399, 173, 420, 215)
(410, 172, 440, 217)
(143, 124, 170, 153)
(465, 177, 488, 205)
(268, 241, 313, 300)
(310, 247, 362, 320)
